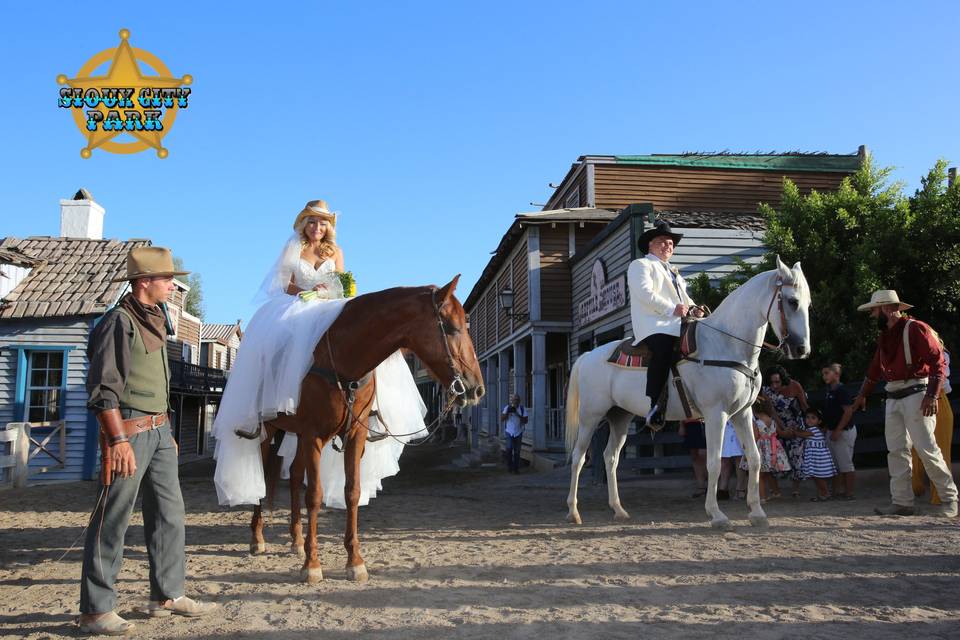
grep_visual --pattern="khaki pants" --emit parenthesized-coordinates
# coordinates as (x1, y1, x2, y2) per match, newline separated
(884, 381, 958, 507)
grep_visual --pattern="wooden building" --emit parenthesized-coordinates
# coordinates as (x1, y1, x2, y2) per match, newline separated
(463, 207, 617, 456)
(201, 321, 242, 372)
(0, 190, 226, 484)
(463, 150, 863, 464)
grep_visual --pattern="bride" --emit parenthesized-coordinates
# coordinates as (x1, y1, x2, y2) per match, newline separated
(212, 199, 427, 509)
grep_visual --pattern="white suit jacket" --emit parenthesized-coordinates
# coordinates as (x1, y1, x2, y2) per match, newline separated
(627, 254, 694, 345)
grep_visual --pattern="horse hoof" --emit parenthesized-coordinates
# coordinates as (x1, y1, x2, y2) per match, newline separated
(749, 514, 769, 529)
(250, 542, 266, 555)
(613, 511, 631, 522)
(566, 512, 583, 525)
(710, 517, 733, 531)
(346, 563, 369, 583)
(301, 567, 323, 583)
(291, 544, 305, 558)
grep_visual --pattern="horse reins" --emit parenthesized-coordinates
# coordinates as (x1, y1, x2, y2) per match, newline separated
(317, 287, 468, 450)
(694, 278, 789, 354)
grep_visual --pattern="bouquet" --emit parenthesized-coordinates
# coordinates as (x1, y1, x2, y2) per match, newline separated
(338, 271, 356, 297)
(298, 271, 356, 302)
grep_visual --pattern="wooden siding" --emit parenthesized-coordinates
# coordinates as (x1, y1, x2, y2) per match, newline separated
(594, 165, 848, 213)
(574, 223, 603, 253)
(485, 287, 496, 351)
(177, 314, 201, 364)
(496, 271, 510, 343)
(469, 297, 486, 356)
(539, 226, 572, 322)
(511, 244, 528, 319)
(0, 317, 95, 482)
(546, 167, 588, 210)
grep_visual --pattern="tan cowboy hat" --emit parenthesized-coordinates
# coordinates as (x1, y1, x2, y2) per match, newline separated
(856, 289, 913, 312)
(293, 199, 337, 230)
(112, 246, 189, 282)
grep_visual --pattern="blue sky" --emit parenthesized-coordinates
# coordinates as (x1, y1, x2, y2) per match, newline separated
(1, 1, 956, 325)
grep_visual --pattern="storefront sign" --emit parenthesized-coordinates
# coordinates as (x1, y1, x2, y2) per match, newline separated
(575, 259, 625, 328)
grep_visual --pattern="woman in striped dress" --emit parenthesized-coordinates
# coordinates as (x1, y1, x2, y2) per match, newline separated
(797, 407, 837, 501)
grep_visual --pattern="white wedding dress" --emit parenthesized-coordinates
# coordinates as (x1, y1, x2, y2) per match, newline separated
(213, 256, 427, 509)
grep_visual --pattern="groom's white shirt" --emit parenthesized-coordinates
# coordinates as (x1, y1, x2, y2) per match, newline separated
(627, 253, 694, 345)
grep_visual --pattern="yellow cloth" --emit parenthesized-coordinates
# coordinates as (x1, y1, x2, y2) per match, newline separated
(911, 394, 954, 504)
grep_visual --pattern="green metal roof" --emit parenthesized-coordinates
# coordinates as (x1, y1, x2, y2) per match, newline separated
(613, 153, 861, 173)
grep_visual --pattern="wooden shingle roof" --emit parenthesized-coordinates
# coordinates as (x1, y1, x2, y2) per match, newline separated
(0, 237, 151, 319)
(201, 322, 242, 343)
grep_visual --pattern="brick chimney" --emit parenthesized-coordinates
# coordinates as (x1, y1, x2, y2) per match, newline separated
(60, 188, 104, 239)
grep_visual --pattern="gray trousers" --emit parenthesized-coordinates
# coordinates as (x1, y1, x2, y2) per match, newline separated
(80, 423, 185, 614)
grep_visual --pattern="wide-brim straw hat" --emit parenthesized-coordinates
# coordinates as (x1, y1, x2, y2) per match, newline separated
(112, 246, 189, 282)
(856, 289, 913, 312)
(293, 199, 337, 230)
(638, 220, 683, 255)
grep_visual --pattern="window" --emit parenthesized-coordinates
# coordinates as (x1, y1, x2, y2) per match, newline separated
(26, 351, 65, 423)
(215, 350, 222, 370)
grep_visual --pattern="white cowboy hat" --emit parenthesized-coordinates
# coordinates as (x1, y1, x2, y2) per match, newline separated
(856, 289, 913, 312)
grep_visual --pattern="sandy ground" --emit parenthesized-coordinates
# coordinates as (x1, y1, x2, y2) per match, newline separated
(1, 443, 959, 640)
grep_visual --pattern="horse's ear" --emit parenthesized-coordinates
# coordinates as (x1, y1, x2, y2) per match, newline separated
(437, 274, 461, 305)
(775, 255, 792, 282)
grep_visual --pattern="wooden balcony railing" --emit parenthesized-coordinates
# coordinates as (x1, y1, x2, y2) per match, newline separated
(169, 360, 226, 392)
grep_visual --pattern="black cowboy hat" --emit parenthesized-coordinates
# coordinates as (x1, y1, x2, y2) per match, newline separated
(637, 220, 683, 255)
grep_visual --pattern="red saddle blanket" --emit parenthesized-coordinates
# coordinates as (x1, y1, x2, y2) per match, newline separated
(607, 321, 699, 369)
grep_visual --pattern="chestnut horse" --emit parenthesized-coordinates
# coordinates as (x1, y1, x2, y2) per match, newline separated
(247, 276, 484, 583)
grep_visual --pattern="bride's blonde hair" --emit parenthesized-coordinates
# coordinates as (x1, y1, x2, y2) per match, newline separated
(295, 201, 337, 260)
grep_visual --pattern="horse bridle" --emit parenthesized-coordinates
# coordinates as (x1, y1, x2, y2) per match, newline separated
(697, 277, 790, 353)
(431, 287, 469, 399)
(311, 287, 470, 448)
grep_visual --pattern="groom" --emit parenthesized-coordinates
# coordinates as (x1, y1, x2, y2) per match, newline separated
(627, 221, 702, 428)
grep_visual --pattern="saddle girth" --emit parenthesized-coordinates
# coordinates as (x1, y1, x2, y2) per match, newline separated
(307, 365, 374, 452)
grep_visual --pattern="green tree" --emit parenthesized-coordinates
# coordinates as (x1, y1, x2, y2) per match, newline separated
(746, 156, 960, 388)
(172, 256, 205, 320)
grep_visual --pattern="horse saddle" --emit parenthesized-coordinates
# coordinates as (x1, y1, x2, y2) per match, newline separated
(607, 321, 700, 369)
(607, 339, 651, 368)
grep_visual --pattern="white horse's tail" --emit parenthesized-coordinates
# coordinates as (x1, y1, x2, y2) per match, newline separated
(564, 356, 583, 456)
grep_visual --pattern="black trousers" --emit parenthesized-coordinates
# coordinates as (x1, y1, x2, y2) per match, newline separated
(644, 333, 677, 402)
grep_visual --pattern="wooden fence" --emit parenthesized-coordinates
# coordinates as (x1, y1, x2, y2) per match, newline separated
(0, 420, 67, 489)
(0, 423, 31, 489)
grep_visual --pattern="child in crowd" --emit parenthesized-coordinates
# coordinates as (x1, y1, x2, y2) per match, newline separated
(720, 420, 746, 500)
(741, 396, 791, 501)
(796, 407, 838, 501)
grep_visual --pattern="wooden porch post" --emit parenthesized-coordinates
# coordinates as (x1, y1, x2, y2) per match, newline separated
(531, 331, 547, 451)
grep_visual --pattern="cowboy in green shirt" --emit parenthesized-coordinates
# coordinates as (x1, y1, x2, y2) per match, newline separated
(79, 247, 217, 636)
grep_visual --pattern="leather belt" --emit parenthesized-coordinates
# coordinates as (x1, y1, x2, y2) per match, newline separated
(885, 384, 927, 400)
(122, 412, 167, 437)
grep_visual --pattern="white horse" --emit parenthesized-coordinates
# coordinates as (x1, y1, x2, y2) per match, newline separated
(565, 257, 811, 529)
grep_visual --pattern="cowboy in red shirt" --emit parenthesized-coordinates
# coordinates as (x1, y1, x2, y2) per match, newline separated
(850, 290, 957, 518)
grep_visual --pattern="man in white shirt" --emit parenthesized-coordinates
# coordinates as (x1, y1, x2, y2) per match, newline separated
(501, 394, 528, 473)
(627, 221, 702, 428)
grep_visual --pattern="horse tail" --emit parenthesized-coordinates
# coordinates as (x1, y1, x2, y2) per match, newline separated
(564, 355, 583, 456)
